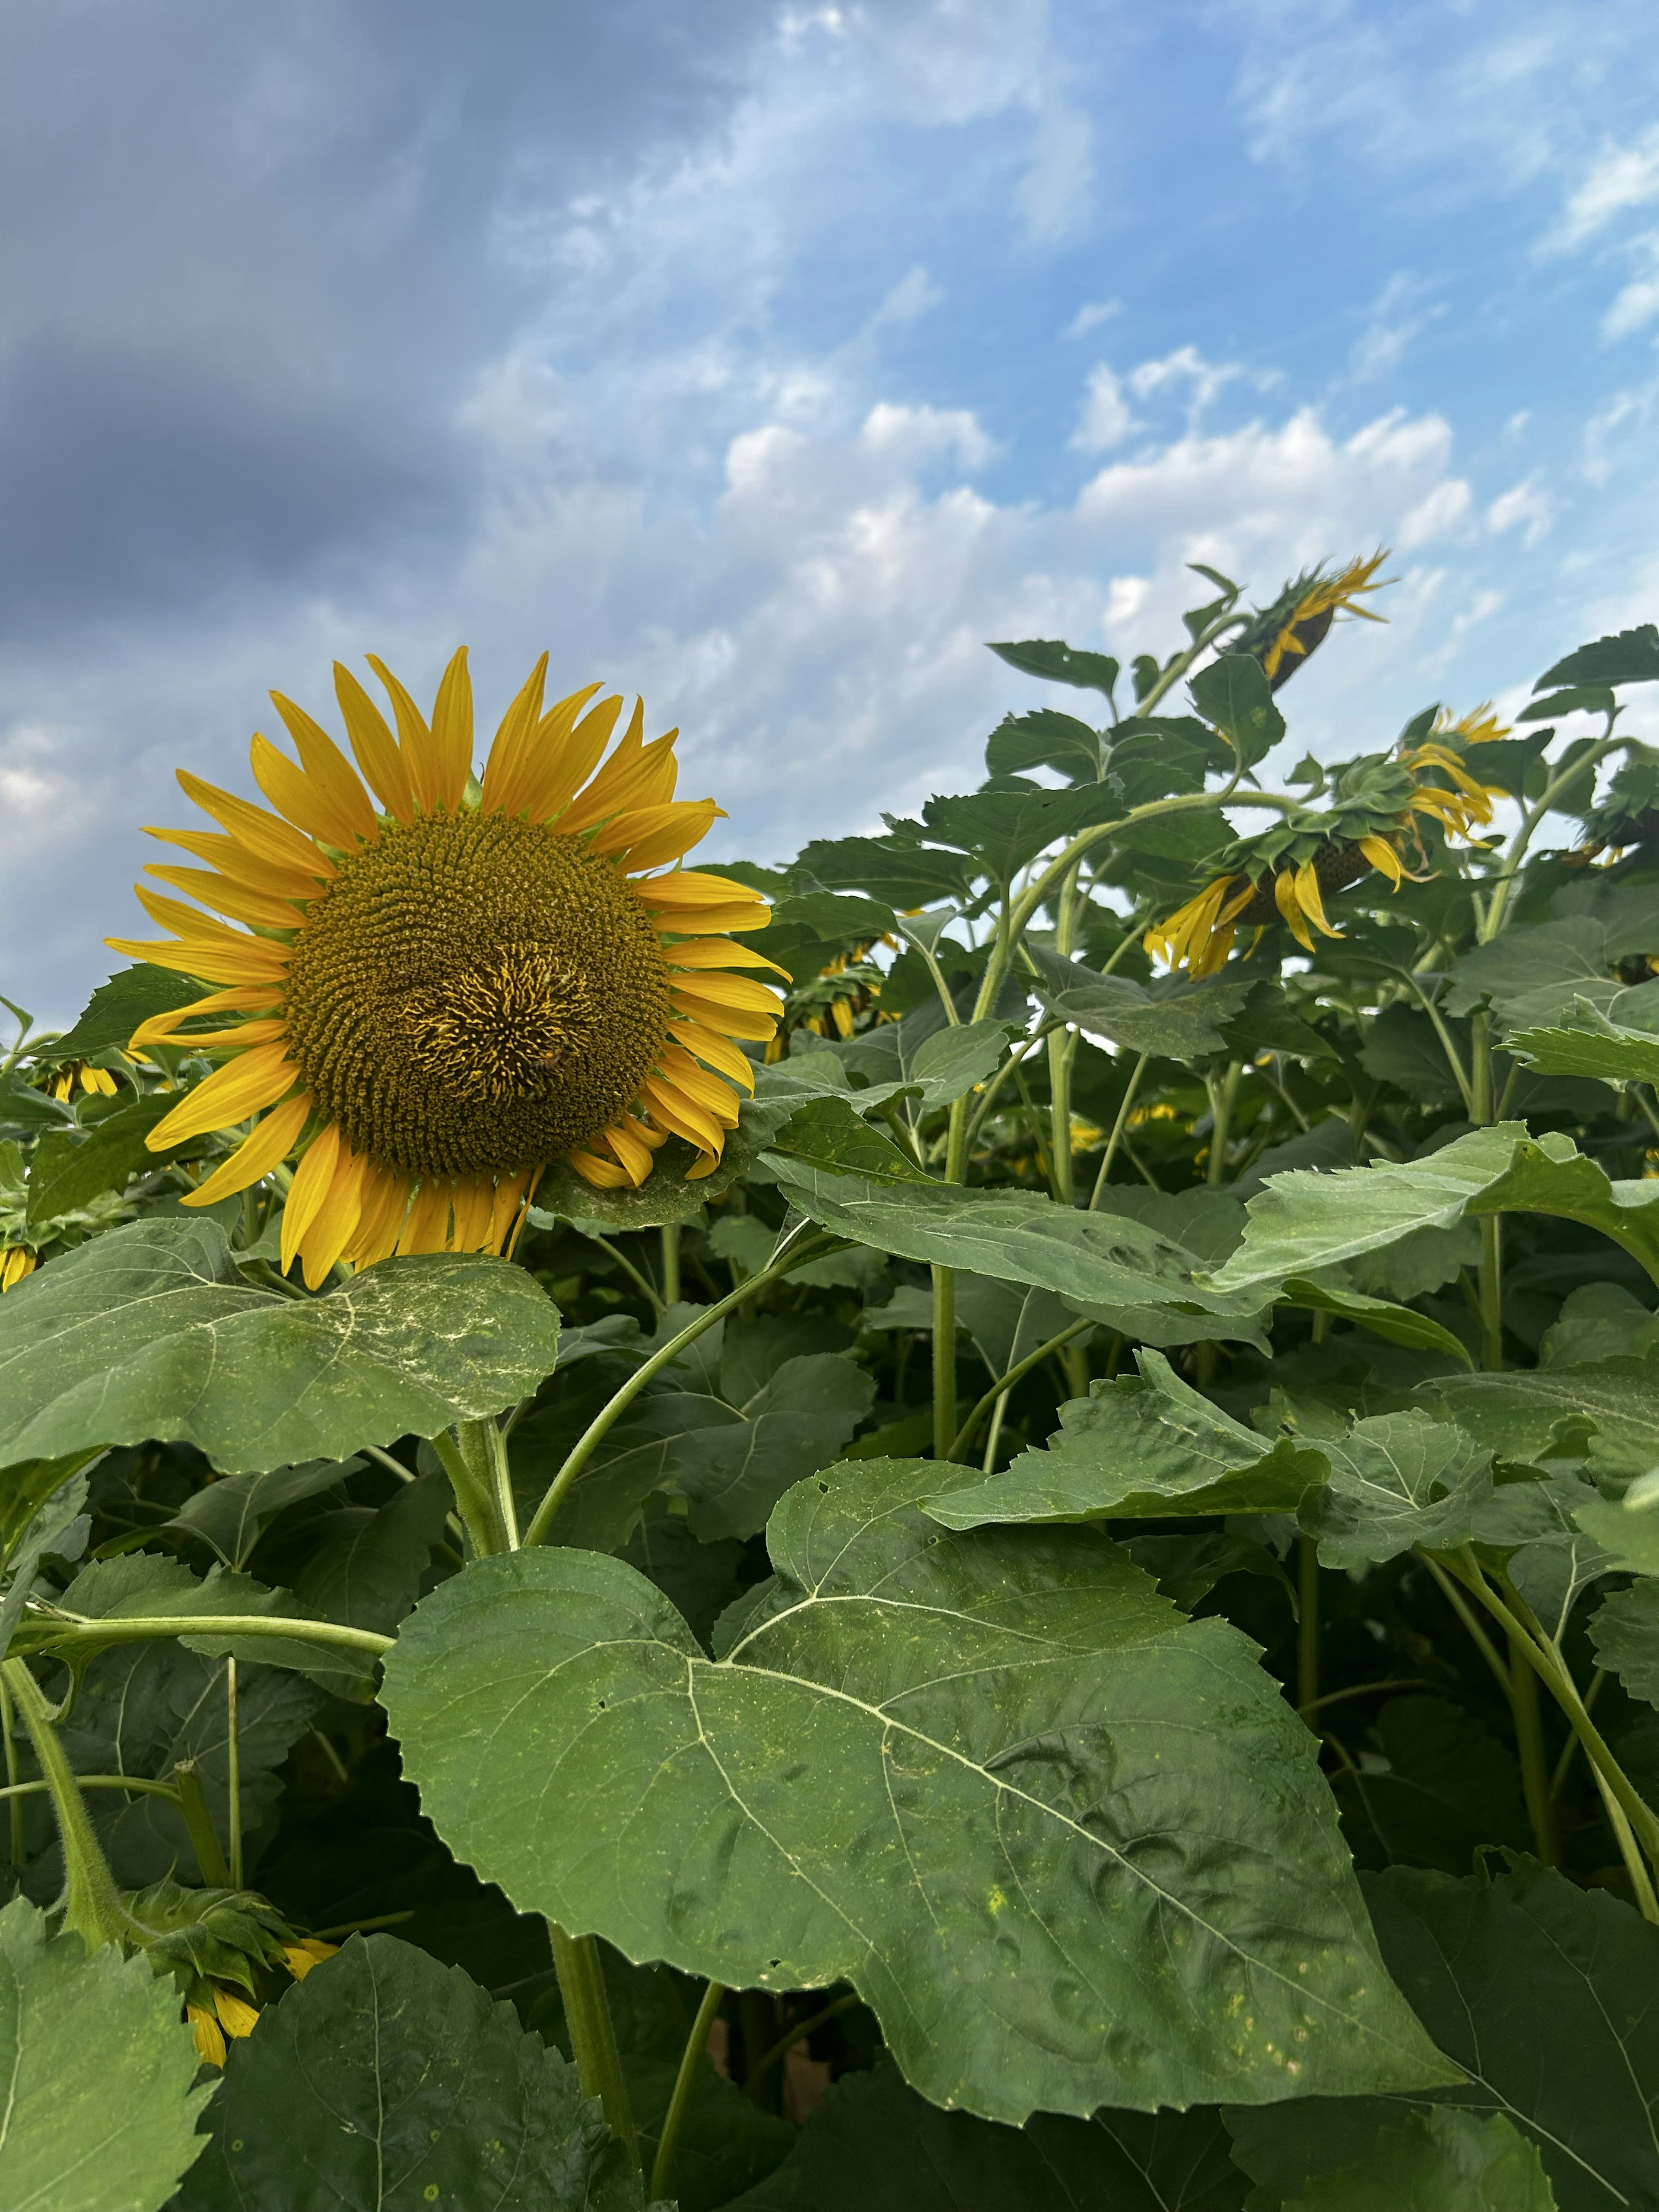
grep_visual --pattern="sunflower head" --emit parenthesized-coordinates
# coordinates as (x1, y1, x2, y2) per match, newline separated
(110, 651, 783, 1287)
(117, 1877, 335, 2063)
(1230, 550, 1392, 691)
(36, 1061, 119, 1104)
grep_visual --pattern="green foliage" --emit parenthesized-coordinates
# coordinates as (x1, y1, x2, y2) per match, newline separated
(11, 564, 1659, 2209)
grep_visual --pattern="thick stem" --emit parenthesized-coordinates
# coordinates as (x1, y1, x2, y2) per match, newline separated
(1509, 1638, 1558, 1866)
(660, 1223, 681, 1308)
(931, 1264, 957, 1462)
(1, 1677, 23, 1867)
(1046, 867, 1081, 1208)
(524, 1232, 832, 1545)
(1, 1659, 126, 1949)
(172, 1759, 231, 1888)
(651, 1977, 725, 2202)
(1297, 1535, 1320, 1716)
(224, 1658, 244, 1889)
(1206, 1062, 1243, 1189)
(20, 1612, 392, 1659)
(549, 1923, 636, 2163)
(430, 1427, 509, 1558)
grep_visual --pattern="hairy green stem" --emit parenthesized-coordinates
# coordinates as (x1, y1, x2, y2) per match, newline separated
(550, 1922, 636, 2162)
(1088, 1054, 1148, 1210)
(225, 1658, 245, 1888)
(744, 1990, 860, 2093)
(1205, 1061, 1243, 1187)
(1, 1677, 23, 1867)
(660, 1223, 681, 1308)
(931, 1264, 958, 1462)
(947, 1317, 1094, 1462)
(652, 1977, 725, 2200)
(1468, 1011, 1504, 1370)
(1508, 1638, 1558, 1865)
(18, 1611, 392, 1658)
(1, 1659, 127, 1949)
(0, 1774, 181, 1806)
(429, 1427, 509, 1558)
(172, 1759, 231, 1887)
(524, 1231, 832, 1544)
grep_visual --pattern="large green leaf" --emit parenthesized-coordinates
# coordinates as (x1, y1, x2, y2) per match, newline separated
(1206, 1126, 1659, 1294)
(1187, 654, 1285, 768)
(794, 833, 975, 909)
(385, 1458, 1454, 2124)
(175, 1934, 641, 2211)
(987, 637, 1120, 698)
(1588, 1582, 1659, 1703)
(33, 965, 213, 1064)
(0, 1459, 95, 1654)
(1573, 1494, 1659, 1575)
(162, 1459, 359, 1571)
(0, 1218, 560, 1473)
(0, 1897, 212, 2212)
(722, 2059, 1248, 2211)
(1301, 1414, 1492, 1570)
(1506, 1003, 1659, 1085)
(1442, 920, 1617, 1033)
(985, 706, 1105, 782)
(1535, 625, 1659, 690)
(1329, 1697, 1529, 1875)
(1283, 2110, 1556, 2211)
(925, 1351, 1326, 1529)
(287, 1473, 451, 1637)
(1045, 974, 1252, 1059)
(1429, 1358, 1659, 1478)
(910, 784, 1124, 882)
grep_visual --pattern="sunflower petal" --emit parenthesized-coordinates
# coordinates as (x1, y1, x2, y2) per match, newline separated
(397, 1180, 453, 1256)
(282, 1124, 343, 1275)
(147, 1043, 299, 1149)
(668, 971, 783, 1016)
(427, 646, 475, 811)
(568, 1146, 633, 1190)
(346, 1163, 410, 1266)
(450, 1176, 495, 1254)
(299, 1146, 369, 1290)
(478, 654, 553, 817)
(127, 986, 286, 1050)
(106, 934, 290, 986)
(1358, 834, 1404, 889)
(334, 664, 415, 823)
(143, 826, 323, 899)
(368, 655, 443, 815)
(1293, 859, 1342, 939)
(597, 798, 724, 873)
(641, 1079, 725, 1154)
(668, 1017, 756, 1092)
(268, 693, 380, 848)
(182, 1093, 312, 1207)
(1272, 869, 1316, 953)
(665, 937, 791, 980)
(490, 683, 606, 821)
(144, 865, 307, 932)
(176, 771, 330, 880)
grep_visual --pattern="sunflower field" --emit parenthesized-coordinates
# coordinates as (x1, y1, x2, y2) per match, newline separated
(3, 558, 1659, 2212)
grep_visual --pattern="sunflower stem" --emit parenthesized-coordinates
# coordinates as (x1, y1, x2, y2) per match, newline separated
(523, 1230, 833, 1545)
(432, 1425, 511, 1557)
(549, 1922, 636, 2165)
(1, 1676, 25, 1867)
(225, 1656, 244, 1889)
(652, 1977, 725, 2202)
(1087, 1052, 1147, 1211)
(659, 1223, 681, 1308)
(18, 1610, 392, 1659)
(172, 1759, 231, 1888)
(0, 1658, 127, 1950)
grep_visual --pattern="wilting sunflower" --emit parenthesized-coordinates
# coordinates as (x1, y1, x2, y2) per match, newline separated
(0, 1245, 36, 1293)
(1147, 709, 1510, 977)
(110, 651, 783, 1288)
(38, 1062, 119, 1103)
(1230, 550, 1391, 691)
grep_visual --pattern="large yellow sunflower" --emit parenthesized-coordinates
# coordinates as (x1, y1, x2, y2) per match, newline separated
(110, 650, 783, 1287)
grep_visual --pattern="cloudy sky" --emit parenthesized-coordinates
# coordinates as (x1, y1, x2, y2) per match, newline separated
(6, 0, 1659, 1023)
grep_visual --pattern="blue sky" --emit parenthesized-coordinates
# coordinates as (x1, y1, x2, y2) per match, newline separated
(6, 0, 1659, 1021)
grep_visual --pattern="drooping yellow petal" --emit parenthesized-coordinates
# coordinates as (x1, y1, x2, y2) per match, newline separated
(664, 938, 791, 980)
(1358, 834, 1405, 889)
(282, 1122, 343, 1275)
(487, 1168, 535, 1253)
(188, 2004, 226, 2067)
(176, 771, 330, 880)
(568, 1145, 633, 1190)
(596, 1120, 657, 1185)
(147, 1043, 299, 1149)
(267, 693, 381, 848)
(477, 654, 551, 817)
(1273, 868, 1316, 953)
(212, 1989, 261, 2039)
(144, 865, 308, 932)
(367, 655, 444, 815)
(346, 1162, 410, 1266)
(641, 1078, 726, 1154)
(1, 1248, 37, 1292)
(181, 1094, 312, 1207)
(668, 1018, 756, 1092)
(429, 647, 474, 811)
(298, 1145, 369, 1290)
(396, 1179, 453, 1255)
(334, 664, 415, 824)
(449, 1176, 495, 1254)
(596, 798, 724, 873)
(485, 682, 605, 821)
(655, 1042, 741, 1125)
(1293, 859, 1342, 939)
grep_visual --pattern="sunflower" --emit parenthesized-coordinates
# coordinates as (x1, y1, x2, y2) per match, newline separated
(1146, 713, 1507, 976)
(0, 1246, 36, 1293)
(38, 1062, 119, 1103)
(109, 651, 783, 1288)
(1231, 550, 1391, 691)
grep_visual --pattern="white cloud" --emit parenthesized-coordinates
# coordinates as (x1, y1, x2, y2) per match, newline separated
(1017, 100, 1093, 240)
(1486, 476, 1554, 548)
(874, 265, 945, 325)
(1553, 124, 1659, 249)
(1069, 364, 1137, 454)
(1348, 273, 1439, 384)
(1583, 381, 1659, 486)
(1602, 234, 1659, 340)
(1063, 299, 1121, 340)
(1128, 345, 1252, 415)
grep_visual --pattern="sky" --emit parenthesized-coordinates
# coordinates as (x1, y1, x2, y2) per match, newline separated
(6, 0, 1659, 1024)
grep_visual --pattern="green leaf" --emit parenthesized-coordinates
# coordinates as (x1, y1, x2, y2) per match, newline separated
(0, 1457, 96, 1654)
(1188, 654, 1286, 768)
(25, 1094, 194, 1230)
(1517, 686, 1618, 723)
(1300, 1414, 1491, 1569)
(1330, 1697, 1529, 1876)
(1430, 1359, 1659, 1480)
(0, 1897, 212, 2212)
(33, 966, 214, 1065)
(721, 2059, 1249, 2210)
(760, 892, 898, 982)
(924, 1351, 1325, 1528)
(1046, 974, 1252, 1059)
(0, 1217, 560, 1472)
(1366, 1860, 1659, 2210)
(912, 784, 1123, 883)
(1208, 1125, 1659, 1295)
(1472, 1473, 1617, 1640)
(288, 1473, 451, 1637)
(175, 1933, 642, 2212)
(1535, 624, 1659, 690)
(985, 707, 1104, 782)
(1507, 1004, 1659, 1085)
(385, 1457, 1455, 2123)
(987, 637, 1120, 698)
(1278, 1278, 1474, 1367)
(1575, 1494, 1659, 1576)
(793, 834, 975, 909)
(1284, 2110, 1557, 2211)
(902, 1019, 1011, 1106)
(1124, 1530, 1294, 1617)
(161, 1459, 357, 1571)
(1442, 920, 1618, 1033)
(1588, 1582, 1659, 1706)
(1358, 1005, 1470, 1108)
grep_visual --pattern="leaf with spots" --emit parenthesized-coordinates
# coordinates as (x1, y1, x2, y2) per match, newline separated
(384, 1457, 1453, 2126)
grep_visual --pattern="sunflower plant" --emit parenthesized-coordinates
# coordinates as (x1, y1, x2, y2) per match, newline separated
(3, 582, 1659, 2212)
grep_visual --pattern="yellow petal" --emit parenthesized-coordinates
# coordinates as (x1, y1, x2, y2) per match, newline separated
(568, 1145, 633, 1190)
(128, 986, 286, 1049)
(282, 1123, 343, 1275)
(636, 871, 770, 929)
(135, 885, 287, 956)
(106, 934, 288, 986)
(345, 1163, 410, 1266)
(187, 2003, 226, 2067)
(668, 1018, 756, 1092)
(144, 865, 308, 931)
(176, 771, 329, 880)
(143, 1019, 288, 1053)
(596, 798, 723, 873)
(557, 709, 677, 836)
(477, 654, 552, 817)
(334, 664, 415, 824)
(428, 646, 475, 811)
(397, 1180, 453, 1255)
(181, 1093, 312, 1207)
(1358, 834, 1404, 889)
(147, 1044, 299, 1149)
(486, 682, 604, 821)
(1272, 869, 1315, 953)
(641, 1079, 725, 1154)
(212, 1989, 261, 2039)
(655, 1044, 741, 1126)
(597, 1120, 657, 1185)
(299, 1146, 369, 1290)
(449, 1176, 495, 1253)
(487, 1168, 536, 1253)
(367, 655, 443, 815)
(142, 824, 324, 899)
(1293, 859, 1342, 939)
(267, 693, 380, 847)
(668, 971, 783, 1016)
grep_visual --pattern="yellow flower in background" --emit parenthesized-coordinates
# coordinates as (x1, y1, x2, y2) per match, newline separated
(1251, 551, 1391, 688)
(186, 2001, 226, 2067)
(0, 1246, 37, 1293)
(281, 1937, 338, 1980)
(41, 1062, 118, 1103)
(110, 651, 784, 1288)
